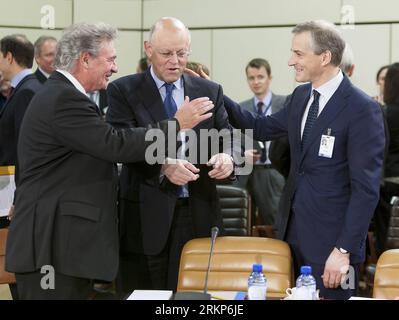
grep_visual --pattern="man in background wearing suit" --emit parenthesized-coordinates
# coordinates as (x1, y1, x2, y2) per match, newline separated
(0, 34, 42, 168)
(236, 58, 286, 226)
(33, 36, 57, 83)
(223, 20, 385, 299)
(106, 17, 234, 294)
(5, 22, 214, 300)
(0, 34, 42, 300)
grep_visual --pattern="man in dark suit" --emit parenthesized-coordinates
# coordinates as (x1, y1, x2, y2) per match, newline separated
(0, 34, 42, 300)
(33, 36, 57, 83)
(5, 22, 214, 300)
(0, 34, 42, 168)
(223, 20, 385, 299)
(235, 58, 286, 226)
(106, 17, 234, 294)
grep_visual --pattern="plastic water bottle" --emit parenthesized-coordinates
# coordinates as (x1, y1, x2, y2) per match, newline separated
(296, 265, 317, 300)
(247, 263, 267, 300)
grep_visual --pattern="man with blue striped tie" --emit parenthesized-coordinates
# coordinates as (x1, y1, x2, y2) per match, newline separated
(107, 17, 235, 295)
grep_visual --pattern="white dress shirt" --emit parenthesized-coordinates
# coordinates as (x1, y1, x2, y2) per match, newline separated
(300, 71, 344, 137)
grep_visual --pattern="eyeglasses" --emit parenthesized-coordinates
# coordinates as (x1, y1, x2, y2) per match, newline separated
(153, 48, 191, 60)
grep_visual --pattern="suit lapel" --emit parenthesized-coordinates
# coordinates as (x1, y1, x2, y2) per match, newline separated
(300, 76, 351, 161)
(292, 85, 312, 162)
(138, 70, 168, 122)
(182, 74, 200, 100)
(0, 74, 34, 118)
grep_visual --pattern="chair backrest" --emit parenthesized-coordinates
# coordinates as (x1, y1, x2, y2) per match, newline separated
(216, 185, 251, 236)
(373, 249, 399, 299)
(177, 236, 292, 298)
(0, 228, 16, 284)
(386, 204, 399, 249)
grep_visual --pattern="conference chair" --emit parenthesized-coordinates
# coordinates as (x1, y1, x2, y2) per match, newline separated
(177, 236, 293, 298)
(216, 185, 251, 236)
(373, 249, 399, 299)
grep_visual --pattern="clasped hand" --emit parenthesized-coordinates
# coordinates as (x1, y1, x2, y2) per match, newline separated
(161, 153, 234, 185)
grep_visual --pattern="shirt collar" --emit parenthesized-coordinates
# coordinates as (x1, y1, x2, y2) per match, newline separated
(56, 69, 86, 95)
(38, 67, 50, 78)
(312, 70, 344, 101)
(10, 69, 32, 88)
(254, 91, 272, 107)
(150, 66, 183, 90)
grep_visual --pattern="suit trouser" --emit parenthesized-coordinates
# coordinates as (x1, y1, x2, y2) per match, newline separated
(15, 270, 93, 300)
(116, 199, 194, 295)
(285, 211, 359, 300)
(235, 166, 285, 225)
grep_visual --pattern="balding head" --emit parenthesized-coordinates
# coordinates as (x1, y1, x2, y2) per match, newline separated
(148, 17, 191, 46)
(144, 17, 191, 83)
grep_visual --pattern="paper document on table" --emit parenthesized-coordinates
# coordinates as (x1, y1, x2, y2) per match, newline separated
(349, 296, 386, 300)
(127, 290, 173, 300)
(0, 166, 15, 217)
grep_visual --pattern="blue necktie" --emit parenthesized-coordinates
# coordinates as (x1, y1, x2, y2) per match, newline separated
(164, 83, 177, 118)
(163, 82, 186, 198)
(301, 90, 320, 150)
(257, 101, 264, 116)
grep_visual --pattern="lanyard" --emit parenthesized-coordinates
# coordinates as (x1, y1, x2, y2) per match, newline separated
(253, 98, 272, 116)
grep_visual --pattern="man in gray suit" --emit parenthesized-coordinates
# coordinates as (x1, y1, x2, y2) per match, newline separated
(236, 58, 286, 226)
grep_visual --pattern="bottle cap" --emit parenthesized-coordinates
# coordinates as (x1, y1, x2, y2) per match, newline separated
(252, 264, 263, 273)
(300, 266, 312, 274)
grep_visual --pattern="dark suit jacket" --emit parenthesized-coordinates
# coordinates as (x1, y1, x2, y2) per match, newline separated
(224, 75, 385, 264)
(384, 103, 399, 177)
(34, 68, 48, 84)
(106, 69, 231, 255)
(98, 89, 108, 116)
(0, 74, 42, 166)
(5, 71, 178, 281)
(239, 94, 287, 154)
(0, 94, 6, 110)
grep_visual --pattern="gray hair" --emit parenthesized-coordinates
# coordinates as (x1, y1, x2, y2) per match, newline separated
(54, 22, 117, 72)
(340, 43, 354, 74)
(34, 35, 57, 57)
(148, 17, 191, 45)
(292, 20, 345, 66)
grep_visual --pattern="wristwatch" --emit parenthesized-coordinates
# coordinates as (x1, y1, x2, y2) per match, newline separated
(337, 247, 348, 254)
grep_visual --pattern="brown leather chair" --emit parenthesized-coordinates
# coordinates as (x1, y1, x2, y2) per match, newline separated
(373, 249, 399, 299)
(0, 228, 16, 284)
(177, 236, 293, 298)
(216, 185, 251, 236)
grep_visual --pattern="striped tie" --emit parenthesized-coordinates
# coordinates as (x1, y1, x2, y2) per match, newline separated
(301, 90, 320, 150)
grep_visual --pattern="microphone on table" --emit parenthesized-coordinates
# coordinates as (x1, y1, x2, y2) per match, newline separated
(173, 226, 219, 300)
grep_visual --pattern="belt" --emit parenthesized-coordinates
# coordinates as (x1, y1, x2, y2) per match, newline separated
(176, 197, 189, 207)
